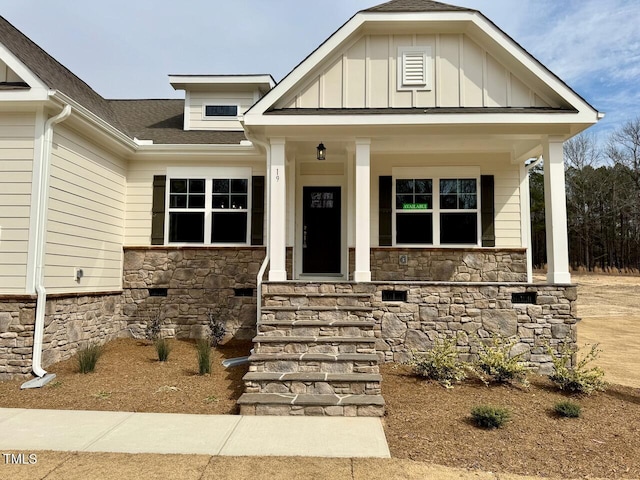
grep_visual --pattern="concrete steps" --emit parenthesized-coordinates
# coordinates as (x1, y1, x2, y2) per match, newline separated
(241, 283, 384, 417)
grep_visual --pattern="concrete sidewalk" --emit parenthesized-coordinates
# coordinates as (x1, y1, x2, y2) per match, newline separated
(0, 408, 390, 458)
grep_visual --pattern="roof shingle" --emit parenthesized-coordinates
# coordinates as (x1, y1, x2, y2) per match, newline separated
(363, 0, 473, 13)
(108, 100, 246, 145)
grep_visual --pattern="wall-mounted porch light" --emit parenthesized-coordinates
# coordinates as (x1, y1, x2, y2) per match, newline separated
(316, 142, 326, 161)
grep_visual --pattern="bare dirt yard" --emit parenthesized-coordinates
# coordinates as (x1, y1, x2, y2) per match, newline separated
(0, 273, 639, 479)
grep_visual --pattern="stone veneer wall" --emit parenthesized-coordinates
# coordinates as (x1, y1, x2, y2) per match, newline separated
(123, 247, 266, 340)
(261, 281, 578, 374)
(0, 293, 124, 380)
(348, 248, 527, 282)
(371, 283, 577, 374)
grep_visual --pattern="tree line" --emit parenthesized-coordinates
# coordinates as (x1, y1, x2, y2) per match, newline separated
(530, 118, 640, 272)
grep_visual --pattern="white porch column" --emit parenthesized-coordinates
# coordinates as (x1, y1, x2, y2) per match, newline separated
(543, 136, 571, 284)
(354, 138, 371, 282)
(269, 138, 287, 281)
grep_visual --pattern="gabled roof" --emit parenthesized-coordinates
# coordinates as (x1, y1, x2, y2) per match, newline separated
(363, 0, 473, 12)
(108, 100, 247, 145)
(0, 15, 127, 133)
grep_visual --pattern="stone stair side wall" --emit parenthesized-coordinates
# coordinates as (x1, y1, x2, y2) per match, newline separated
(123, 247, 266, 341)
(0, 293, 124, 380)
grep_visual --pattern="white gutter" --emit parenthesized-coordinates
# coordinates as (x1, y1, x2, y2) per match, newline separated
(21, 104, 72, 389)
(243, 132, 271, 328)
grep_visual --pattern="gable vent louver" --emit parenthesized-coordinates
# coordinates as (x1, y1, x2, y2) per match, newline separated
(398, 46, 432, 91)
(403, 52, 426, 85)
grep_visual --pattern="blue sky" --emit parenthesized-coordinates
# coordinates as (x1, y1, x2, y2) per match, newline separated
(3, 0, 639, 138)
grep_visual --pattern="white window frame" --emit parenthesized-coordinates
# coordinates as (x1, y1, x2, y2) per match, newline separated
(201, 104, 241, 120)
(397, 46, 432, 91)
(392, 167, 481, 248)
(165, 167, 252, 246)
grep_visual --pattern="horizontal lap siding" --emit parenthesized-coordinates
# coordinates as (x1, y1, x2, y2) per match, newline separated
(0, 113, 35, 293)
(44, 126, 126, 293)
(370, 154, 521, 248)
(188, 91, 254, 130)
(125, 159, 266, 246)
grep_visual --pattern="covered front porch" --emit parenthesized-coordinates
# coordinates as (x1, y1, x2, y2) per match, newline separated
(261, 128, 571, 286)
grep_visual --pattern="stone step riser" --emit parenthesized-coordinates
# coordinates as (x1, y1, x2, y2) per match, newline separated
(258, 326, 374, 338)
(239, 404, 385, 417)
(244, 380, 381, 396)
(261, 312, 373, 323)
(249, 361, 379, 375)
(253, 343, 376, 355)
(263, 298, 372, 308)
(263, 285, 377, 296)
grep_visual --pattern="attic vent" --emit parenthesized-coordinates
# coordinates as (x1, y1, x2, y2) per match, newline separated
(398, 46, 432, 91)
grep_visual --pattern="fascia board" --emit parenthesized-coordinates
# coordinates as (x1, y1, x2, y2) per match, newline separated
(243, 111, 596, 127)
(245, 14, 367, 117)
(133, 143, 261, 159)
(0, 90, 49, 101)
(50, 91, 137, 152)
(170, 75, 276, 90)
(467, 13, 600, 118)
(0, 43, 50, 93)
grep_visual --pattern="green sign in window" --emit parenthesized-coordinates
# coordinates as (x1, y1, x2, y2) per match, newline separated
(402, 203, 428, 210)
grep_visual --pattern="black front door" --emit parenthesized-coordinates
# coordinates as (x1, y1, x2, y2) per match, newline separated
(302, 186, 341, 274)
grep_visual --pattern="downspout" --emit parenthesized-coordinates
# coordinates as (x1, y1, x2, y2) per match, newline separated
(22, 104, 72, 388)
(221, 131, 270, 369)
(244, 132, 271, 329)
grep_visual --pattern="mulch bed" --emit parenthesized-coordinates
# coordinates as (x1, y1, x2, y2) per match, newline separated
(1, 339, 640, 478)
(381, 363, 640, 479)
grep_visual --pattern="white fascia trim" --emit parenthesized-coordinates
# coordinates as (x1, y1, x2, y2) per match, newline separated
(244, 112, 596, 127)
(133, 144, 262, 160)
(0, 43, 50, 93)
(170, 75, 275, 90)
(245, 14, 368, 117)
(50, 91, 137, 151)
(467, 14, 600, 120)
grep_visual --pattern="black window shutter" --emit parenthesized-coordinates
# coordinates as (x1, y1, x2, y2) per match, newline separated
(151, 175, 166, 245)
(251, 176, 265, 245)
(481, 175, 495, 247)
(379, 176, 392, 246)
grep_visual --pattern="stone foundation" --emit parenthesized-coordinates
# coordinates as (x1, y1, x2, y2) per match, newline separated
(0, 292, 124, 380)
(122, 247, 266, 340)
(261, 281, 578, 374)
(348, 248, 527, 282)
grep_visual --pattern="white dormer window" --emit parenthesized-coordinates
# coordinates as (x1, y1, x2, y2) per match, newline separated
(397, 46, 432, 91)
(203, 105, 239, 118)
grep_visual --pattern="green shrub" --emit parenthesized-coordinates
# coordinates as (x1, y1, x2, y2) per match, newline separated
(471, 405, 511, 429)
(548, 343, 606, 395)
(195, 339, 211, 375)
(554, 400, 581, 418)
(473, 336, 529, 386)
(408, 337, 467, 388)
(155, 337, 171, 362)
(76, 343, 103, 374)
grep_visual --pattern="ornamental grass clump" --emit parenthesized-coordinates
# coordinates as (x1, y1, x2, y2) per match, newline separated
(154, 337, 171, 362)
(471, 405, 511, 429)
(548, 343, 606, 395)
(76, 343, 103, 374)
(408, 336, 467, 388)
(554, 400, 582, 418)
(473, 335, 529, 387)
(195, 339, 211, 375)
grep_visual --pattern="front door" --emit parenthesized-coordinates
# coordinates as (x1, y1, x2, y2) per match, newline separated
(302, 186, 341, 274)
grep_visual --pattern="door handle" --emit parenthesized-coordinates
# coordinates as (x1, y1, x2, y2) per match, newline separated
(303, 225, 307, 248)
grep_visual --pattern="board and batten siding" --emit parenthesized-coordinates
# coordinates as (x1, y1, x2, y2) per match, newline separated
(369, 153, 521, 248)
(0, 112, 35, 294)
(125, 159, 266, 246)
(279, 33, 562, 110)
(44, 125, 126, 293)
(187, 91, 256, 131)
